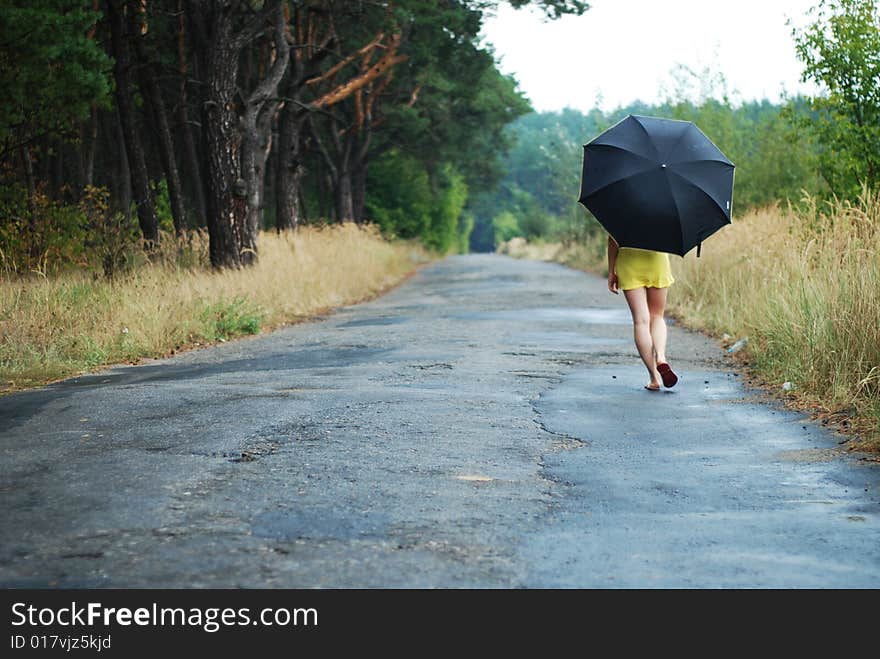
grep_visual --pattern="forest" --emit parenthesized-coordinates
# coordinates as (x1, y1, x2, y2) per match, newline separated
(0, 0, 590, 275)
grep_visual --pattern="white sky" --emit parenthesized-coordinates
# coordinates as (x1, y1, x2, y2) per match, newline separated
(480, 0, 823, 112)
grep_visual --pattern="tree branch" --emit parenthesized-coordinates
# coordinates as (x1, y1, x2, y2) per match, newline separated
(245, 1, 290, 110)
(312, 34, 407, 109)
(305, 32, 385, 87)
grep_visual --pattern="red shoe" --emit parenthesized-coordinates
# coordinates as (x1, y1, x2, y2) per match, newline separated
(657, 363, 678, 388)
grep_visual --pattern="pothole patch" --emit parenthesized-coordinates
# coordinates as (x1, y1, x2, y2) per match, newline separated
(774, 448, 843, 463)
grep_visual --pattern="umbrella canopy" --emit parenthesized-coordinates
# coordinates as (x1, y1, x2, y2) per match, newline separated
(578, 114, 735, 257)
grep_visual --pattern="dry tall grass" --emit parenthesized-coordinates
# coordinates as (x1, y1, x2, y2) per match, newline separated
(0, 223, 427, 391)
(671, 189, 880, 448)
(502, 189, 880, 448)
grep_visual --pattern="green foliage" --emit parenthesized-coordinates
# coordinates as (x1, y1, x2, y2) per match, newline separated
(79, 334, 109, 367)
(0, 183, 146, 278)
(516, 208, 556, 240)
(467, 107, 610, 251)
(366, 151, 434, 240)
(353, 0, 532, 198)
(0, 0, 112, 154)
(746, 102, 826, 206)
(199, 297, 262, 341)
(492, 211, 520, 245)
(151, 179, 175, 234)
(792, 0, 880, 197)
(500, 0, 591, 18)
(365, 152, 472, 254)
(0, 182, 88, 274)
(427, 167, 468, 253)
(80, 186, 139, 279)
(664, 96, 825, 209)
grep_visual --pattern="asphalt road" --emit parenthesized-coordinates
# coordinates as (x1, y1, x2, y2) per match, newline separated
(1, 254, 879, 587)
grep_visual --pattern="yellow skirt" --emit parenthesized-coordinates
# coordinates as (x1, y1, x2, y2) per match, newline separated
(615, 247, 675, 290)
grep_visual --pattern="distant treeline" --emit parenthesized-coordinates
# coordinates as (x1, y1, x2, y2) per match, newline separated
(0, 0, 589, 273)
(469, 99, 826, 251)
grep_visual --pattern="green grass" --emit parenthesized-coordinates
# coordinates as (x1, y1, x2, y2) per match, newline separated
(200, 297, 262, 341)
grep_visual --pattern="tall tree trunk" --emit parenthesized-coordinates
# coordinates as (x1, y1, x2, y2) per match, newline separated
(114, 106, 132, 219)
(106, 0, 159, 248)
(38, 137, 50, 187)
(189, 1, 245, 268)
(240, 118, 271, 264)
(309, 115, 353, 222)
(352, 160, 367, 224)
(81, 0, 99, 191)
(176, 0, 207, 228)
(350, 110, 374, 225)
(201, 49, 242, 268)
(304, 29, 407, 224)
(317, 162, 330, 220)
(19, 145, 40, 263)
(239, 1, 289, 264)
(20, 145, 37, 223)
(130, 1, 186, 236)
(334, 170, 354, 222)
(83, 107, 98, 188)
(298, 184, 308, 223)
(77, 111, 99, 193)
(77, 125, 86, 193)
(97, 107, 127, 212)
(275, 111, 306, 231)
(50, 140, 63, 200)
(273, 3, 343, 230)
(179, 101, 207, 228)
(274, 12, 307, 233)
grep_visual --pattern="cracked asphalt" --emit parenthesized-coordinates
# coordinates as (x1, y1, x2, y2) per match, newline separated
(1, 254, 879, 587)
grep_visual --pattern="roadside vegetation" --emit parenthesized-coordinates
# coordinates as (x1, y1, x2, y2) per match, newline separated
(0, 224, 426, 391)
(502, 191, 880, 450)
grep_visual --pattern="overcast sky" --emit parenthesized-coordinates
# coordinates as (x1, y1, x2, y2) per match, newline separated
(480, 0, 823, 112)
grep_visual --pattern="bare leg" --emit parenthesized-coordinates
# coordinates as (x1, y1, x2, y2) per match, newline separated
(646, 286, 669, 364)
(623, 287, 661, 389)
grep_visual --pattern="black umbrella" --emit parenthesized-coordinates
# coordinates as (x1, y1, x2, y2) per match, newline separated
(578, 114, 735, 257)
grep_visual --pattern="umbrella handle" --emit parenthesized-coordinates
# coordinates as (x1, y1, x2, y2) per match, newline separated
(697, 242, 702, 258)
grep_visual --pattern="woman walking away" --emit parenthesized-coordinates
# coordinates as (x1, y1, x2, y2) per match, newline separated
(607, 236, 678, 391)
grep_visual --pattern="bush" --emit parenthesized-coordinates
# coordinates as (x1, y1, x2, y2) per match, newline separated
(151, 179, 177, 234)
(199, 296, 262, 341)
(492, 211, 520, 244)
(365, 152, 472, 253)
(0, 182, 88, 275)
(79, 186, 140, 279)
